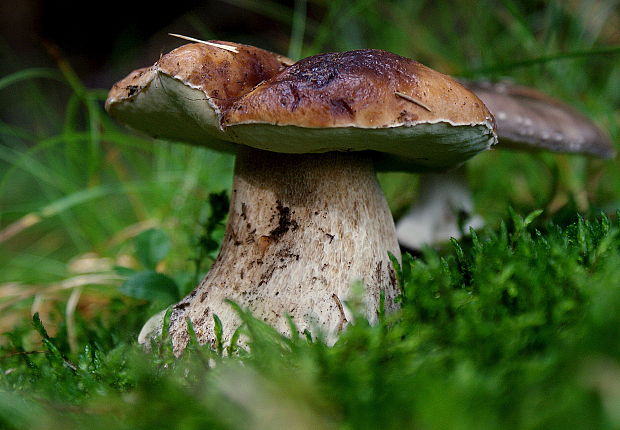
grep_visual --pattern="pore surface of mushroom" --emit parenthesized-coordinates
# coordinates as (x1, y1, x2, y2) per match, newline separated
(396, 80, 616, 251)
(107, 42, 496, 354)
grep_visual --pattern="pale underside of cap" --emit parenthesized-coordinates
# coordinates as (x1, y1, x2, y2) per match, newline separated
(106, 41, 292, 152)
(463, 80, 616, 158)
(107, 71, 237, 152)
(224, 122, 493, 171)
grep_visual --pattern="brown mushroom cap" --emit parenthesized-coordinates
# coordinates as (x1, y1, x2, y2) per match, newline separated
(462, 80, 616, 158)
(225, 50, 490, 128)
(107, 41, 292, 111)
(223, 50, 496, 170)
(106, 41, 292, 152)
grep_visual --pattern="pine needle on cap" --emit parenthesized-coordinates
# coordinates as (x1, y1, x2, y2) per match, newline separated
(168, 33, 239, 53)
(395, 91, 432, 112)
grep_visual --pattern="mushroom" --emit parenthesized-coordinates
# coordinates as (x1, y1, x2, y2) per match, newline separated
(105, 39, 293, 151)
(106, 42, 497, 354)
(396, 80, 616, 251)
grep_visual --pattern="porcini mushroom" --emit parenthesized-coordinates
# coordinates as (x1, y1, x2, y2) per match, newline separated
(107, 42, 496, 354)
(105, 39, 293, 151)
(396, 80, 616, 251)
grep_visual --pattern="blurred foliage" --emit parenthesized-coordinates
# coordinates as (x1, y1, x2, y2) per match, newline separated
(2, 213, 620, 428)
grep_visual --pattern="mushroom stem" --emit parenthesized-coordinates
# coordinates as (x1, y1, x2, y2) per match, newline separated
(396, 167, 484, 250)
(163, 147, 400, 354)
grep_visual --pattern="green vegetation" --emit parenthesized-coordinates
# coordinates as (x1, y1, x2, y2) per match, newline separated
(3, 212, 620, 429)
(1, 1, 619, 429)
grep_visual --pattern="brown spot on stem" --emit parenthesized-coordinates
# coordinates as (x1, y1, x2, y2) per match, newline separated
(269, 200, 298, 240)
(257, 235, 271, 257)
(332, 294, 348, 332)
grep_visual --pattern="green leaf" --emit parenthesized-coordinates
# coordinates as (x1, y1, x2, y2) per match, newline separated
(0, 68, 63, 91)
(119, 270, 180, 303)
(185, 317, 200, 349)
(113, 265, 136, 276)
(228, 325, 244, 356)
(523, 209, 544, 227)
(32, 312, 51, 341)
(213, 314, 224, 356)
(388, 252, 402, 286)
(32, 313, 76, 371)
(134, 228, 171, 270)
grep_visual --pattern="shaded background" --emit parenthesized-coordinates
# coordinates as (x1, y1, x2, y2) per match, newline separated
(1, 0, 320, 88)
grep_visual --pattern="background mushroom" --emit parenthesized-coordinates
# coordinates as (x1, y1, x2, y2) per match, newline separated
(107, 43, 497, 354)
(396, 80, 616, 251)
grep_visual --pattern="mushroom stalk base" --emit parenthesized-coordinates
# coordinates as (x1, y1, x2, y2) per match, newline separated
(161, 148, 400, 354)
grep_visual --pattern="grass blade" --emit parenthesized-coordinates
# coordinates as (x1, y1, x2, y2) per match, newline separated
(0, 68, 63, 91)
